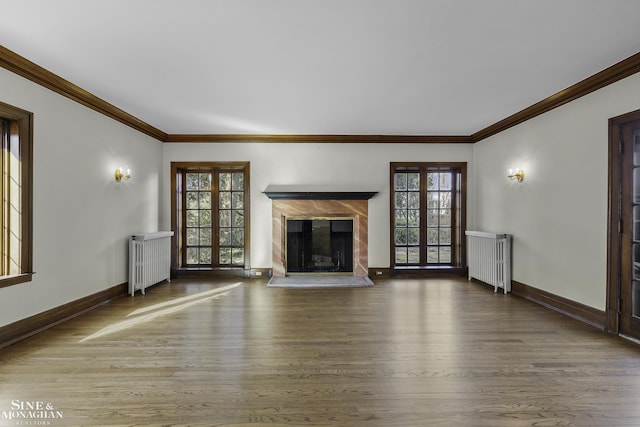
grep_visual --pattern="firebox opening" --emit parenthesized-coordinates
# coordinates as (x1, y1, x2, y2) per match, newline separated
(286, 219, 354, 273)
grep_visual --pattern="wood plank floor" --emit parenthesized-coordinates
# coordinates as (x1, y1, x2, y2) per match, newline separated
(1, 278, 640, 426)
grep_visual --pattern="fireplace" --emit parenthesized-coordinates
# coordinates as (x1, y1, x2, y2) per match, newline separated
(264, 186, 377, 277)
(286, 219, 353, 273)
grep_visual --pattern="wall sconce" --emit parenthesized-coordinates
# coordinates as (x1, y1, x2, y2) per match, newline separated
(114, 167, 131, 182)
(507, 168, 525, 182)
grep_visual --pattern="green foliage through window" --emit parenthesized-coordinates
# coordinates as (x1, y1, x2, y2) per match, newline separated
(391, 163, 465, 268)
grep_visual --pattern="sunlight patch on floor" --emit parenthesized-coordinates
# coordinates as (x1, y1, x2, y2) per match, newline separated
(79, 283, 241, 342)
(127, 282, 241, 316)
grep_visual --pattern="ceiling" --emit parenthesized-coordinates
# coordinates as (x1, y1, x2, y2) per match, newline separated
(1, 0, 640, 136)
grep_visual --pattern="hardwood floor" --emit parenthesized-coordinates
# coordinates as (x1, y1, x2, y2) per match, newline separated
(1, 278, 640, 426)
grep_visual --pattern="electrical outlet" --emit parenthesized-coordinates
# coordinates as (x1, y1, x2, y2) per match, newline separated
(375, 271, 383, 276)
(255, 271, 263, 277)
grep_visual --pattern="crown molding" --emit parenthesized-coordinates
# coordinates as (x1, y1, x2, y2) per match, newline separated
(163, 133, 473, 143)
(0, 46, 167, 141)
(2, 45, 639, 145)
(472, 50, 640, 142)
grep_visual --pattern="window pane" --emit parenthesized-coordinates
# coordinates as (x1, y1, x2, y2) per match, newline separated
(232, 228, 244, 246)
(439, 228, 451, 245)
(186, 210, 199, 227)
(427, 228, 438, 245)
(440, 209, 451, 227)
(219, 173, 231, 191)
(232, 210, 244, 227)
(220, 211, 231, 227)
(427, 192, 439, 208)
(186, 173, 199, 191)
(232, 192, 244, 209)
(199, 192, 211, 209)
(407, 192, 420, 209)
(232, 173, 244, 191)
(395, 228, 408, 245)
(633, 282, 640, 317)
(427, 247, 439, 263)
(395, 210, 407, 226)
(427, 209, 439, 225)
(395, 247, 407, 264)
(394, 173, 407, 191)
(199, 247, 211, 264)
(219, 228, 231, 246)
(219, 192, 231, 209)
(440, 247, 451, 263)
(407, 173, 420, 190)
(440, 192, 451, 209)
(199, 210, 211, 227)
(186, 228, 198, 245)
(395, 193, 407, 209)
(427, 173, 438, 190)
(219, 248, 232, 264)
(635, 244, 640, 279)
(199, 173, 211, 190)
(186, 248, 199, 264)
(407, 210, 420, 227)
(199, 228, 211, 246)
(407, 247, 420, 264)
(186, 192, 198, 209)
(408, 228, 420, 245)
(635, 206, 640, 242)
(232, 248, 244, 264)
(440, 173, 452, 190)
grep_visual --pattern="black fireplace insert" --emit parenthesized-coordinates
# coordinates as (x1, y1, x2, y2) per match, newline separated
(286, 219, 353, 273)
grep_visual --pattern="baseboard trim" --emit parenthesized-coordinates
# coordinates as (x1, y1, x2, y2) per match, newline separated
(0, 282, 128, 349)
(511, 280, 606, 330)
(368, 268, 392, 279)
(246, 268, 273, 279)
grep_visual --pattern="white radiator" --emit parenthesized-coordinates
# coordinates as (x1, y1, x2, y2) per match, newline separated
(129, 231, 174, 296)
(465, 231, 512, 294)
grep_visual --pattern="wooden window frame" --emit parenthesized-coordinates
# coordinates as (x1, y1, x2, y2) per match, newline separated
(170, 161, 250, 276)
(390, 162, 467, 273)
(0, 101, 33, 288)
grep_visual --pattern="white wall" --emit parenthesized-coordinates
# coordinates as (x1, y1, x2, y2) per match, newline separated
(0, 69, 163, 328)
(473, 73, 640, 310)
(161, 142, 474, 269)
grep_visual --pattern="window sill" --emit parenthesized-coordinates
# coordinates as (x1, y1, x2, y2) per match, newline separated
(0, 273, 33, 289)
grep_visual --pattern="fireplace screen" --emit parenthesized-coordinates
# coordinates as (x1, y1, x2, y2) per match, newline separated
(286, 219, 353, 273)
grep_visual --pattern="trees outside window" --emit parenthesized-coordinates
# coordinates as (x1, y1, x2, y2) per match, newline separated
(391, 163, 466, 270)
(172, 162, 249, 272)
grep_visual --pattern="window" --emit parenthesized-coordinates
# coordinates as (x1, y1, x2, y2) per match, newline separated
(0, 101, 33, 288)
(172, 162, 249, 272)
(391, 163, 466, 270)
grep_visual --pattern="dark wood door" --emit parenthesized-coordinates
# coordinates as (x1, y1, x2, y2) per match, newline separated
(610, 114, 640, 340)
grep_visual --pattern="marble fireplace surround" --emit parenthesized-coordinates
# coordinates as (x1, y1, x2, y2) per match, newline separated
(264, 187, 377, 277)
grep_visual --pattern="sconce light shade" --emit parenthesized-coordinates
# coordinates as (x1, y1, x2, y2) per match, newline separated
(507, 168, 525, 182)
(115, 167, 131, 182)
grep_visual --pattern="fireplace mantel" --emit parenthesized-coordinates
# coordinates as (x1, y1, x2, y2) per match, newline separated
(267, 192, 372, 277)
(263, 186, 377, 200)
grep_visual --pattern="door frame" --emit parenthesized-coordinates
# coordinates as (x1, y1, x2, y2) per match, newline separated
(606, 108, 640, 334)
